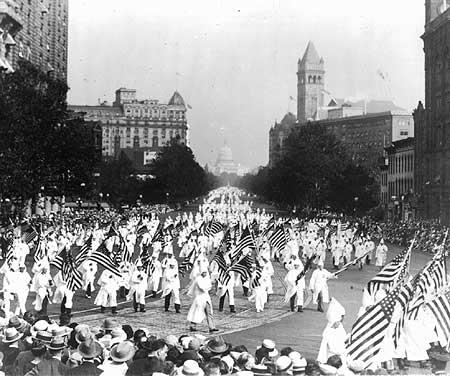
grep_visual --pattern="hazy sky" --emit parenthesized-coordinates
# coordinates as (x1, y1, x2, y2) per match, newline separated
(68, 0, 425, 169)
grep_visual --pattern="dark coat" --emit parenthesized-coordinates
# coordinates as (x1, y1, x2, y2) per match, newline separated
(65, 361, 103, 376)
(66, 362, 103, 376)
(25, 357, 68, 376)
(126, 356, 165, 376)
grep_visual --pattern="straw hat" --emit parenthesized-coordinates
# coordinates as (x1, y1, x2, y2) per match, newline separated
(75, 327, 93, 344)
(101, 318, 119, 331)
(276, 356, 293, 373)
(178, 359, 204, 376)
(47, 337, 66, 351)
(110, 328, 127, 346)
(32, 330, 53, 344)
(30, 320, 49, 336)
(2, 327, 23, 343)
(251, 364, 271, 376)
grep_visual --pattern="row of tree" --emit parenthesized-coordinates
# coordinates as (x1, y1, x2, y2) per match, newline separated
(0, 61, 217, 215)
(239, 124, 378, 214)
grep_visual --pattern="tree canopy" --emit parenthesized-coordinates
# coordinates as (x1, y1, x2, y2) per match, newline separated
(239, 123, 378, 214)
(147, 139, 213, 201)
(0, 61, 99, 205)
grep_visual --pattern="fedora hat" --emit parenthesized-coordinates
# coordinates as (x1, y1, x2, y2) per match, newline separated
(47, 336, 66, 351)
(110, 341, 135, 363)
(206, 336, 230, 354)
(178, 359, 204, 376)
(32, 330, 53, 344)
(429, 345, 450, 362)
(101, 318, 119, 331)
(77, 339, 102, 359)
(75, 327, 92, 344)
(8, 316, 26, 332)
(30, 320, 49, 336)
(3, 327, 23, 343)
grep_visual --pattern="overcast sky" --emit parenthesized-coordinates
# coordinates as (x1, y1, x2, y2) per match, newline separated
(68, 0, 425, 169)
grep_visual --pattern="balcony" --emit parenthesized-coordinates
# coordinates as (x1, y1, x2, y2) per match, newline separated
(0, 0, 23, 35)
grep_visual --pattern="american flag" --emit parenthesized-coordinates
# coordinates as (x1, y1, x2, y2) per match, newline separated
(179, 248, 196, 276)
(427, 289, 450, 346)
(20, 223, 38, 244)
(136, 224, 148, 238)
(268, 225, 287, 255)
(260, 217, 275, 238)
(112, 233, 132, 264)
(51, 248, 83, 291)
(204, 220, 224, 237)
(212, 246, 230, 285)
(251, 263, 263, 289)
(347, 283, 405, 369)
(151, 224, 164, 243)
(230, 227, 256, 263)
(229, 253, 253, 281)
(416, 250, 447, 295)
(90, 243, 121, 277)
(33, 235, 46, 263)
(392, 282, 414, 348)
(74, 235, 92, 267)
(367, 242, 412, 296)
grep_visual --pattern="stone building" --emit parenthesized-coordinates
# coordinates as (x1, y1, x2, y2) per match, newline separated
(69, 88, 189, 168)
(414, 0, 450, 223)
(384, 137, 415, 221)
(297, 41, 325, 123)
(0, 0, 68, 80)
(213, 142, 248, 176)
(268, 42, 413, 173)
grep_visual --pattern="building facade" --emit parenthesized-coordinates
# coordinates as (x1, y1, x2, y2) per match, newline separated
(269, 41, 414, 173)
(297, 41, 325, 123)
(414, 0, 450, 223)
(384, 137, 415, 221)
(69, 88, 189, 168)
(0, 0, 68, 80)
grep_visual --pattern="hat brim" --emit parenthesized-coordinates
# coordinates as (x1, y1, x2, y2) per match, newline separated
(3, 332, 23, 343)
(429, 351, 450, 362)
(206, 343, 230, 354)
(110, 347, 135, 363)
(47, 344, 66, 351)
(78, 342, 102, 359)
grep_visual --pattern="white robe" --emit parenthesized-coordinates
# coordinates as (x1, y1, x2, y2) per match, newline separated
(309, 268, 334, 304)
(317, 323, 347, 364)
(187, 274, 213, 324)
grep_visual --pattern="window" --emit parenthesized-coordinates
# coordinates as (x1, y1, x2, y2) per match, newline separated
(153, 129, 158, 136)
(152, 136, 158, 147)
(400, 131, 408, 136)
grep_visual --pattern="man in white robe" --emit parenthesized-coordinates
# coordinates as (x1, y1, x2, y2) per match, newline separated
(94, 269, 120, 314)
(128, 261, 148, 312)
(309, 260, 337, 312)
(284, 260, 305, 312)
(187, 268, 218, 333)
(317, 298, 347, 364)
(161, 258, 181, 313)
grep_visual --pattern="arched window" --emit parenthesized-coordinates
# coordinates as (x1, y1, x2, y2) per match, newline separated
(317, 76, 321, 83)
(313, 76, 316, 83)
(308, 75, 313, 83)
(152, 136, 158, 147)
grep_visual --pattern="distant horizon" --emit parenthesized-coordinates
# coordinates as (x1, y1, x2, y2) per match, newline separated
(68, 0, 425, 169)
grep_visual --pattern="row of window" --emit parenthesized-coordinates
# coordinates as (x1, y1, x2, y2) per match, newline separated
(388, 178, 413, 199)
(388, 153, 414, 174)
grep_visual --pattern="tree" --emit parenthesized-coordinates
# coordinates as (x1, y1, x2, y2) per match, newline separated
(148, 139, 209, 201)
(0, 60, 99, 210)
(240, 124, 378, 213)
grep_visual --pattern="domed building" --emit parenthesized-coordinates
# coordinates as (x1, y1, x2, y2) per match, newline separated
(214, 141, 252, 176)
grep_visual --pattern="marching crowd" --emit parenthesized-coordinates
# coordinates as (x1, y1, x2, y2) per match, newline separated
(0, 187, 447, 375)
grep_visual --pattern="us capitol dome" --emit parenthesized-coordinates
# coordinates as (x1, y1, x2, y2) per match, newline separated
(213, 142, 248, 176)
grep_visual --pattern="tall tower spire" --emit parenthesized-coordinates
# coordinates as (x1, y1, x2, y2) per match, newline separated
(297, 41, 325, 123)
